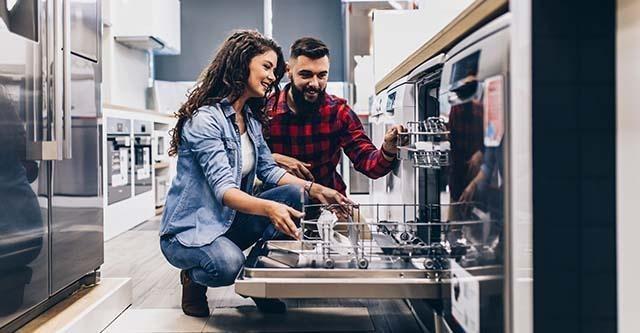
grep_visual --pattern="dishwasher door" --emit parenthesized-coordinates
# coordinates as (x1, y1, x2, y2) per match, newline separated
(235, 240, 502, 300)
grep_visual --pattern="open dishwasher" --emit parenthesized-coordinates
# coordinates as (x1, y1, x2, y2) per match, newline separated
(235, 201, 503, 301)
(236, 50, 503, 304)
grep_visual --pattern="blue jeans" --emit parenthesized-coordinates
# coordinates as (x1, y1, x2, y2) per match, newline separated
(160, 184, 306, 287)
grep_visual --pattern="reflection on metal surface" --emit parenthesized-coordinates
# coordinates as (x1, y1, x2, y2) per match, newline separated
(0, 69, 47, 325)
(1, 0, 103, 329)
(0, 3, 48, 325)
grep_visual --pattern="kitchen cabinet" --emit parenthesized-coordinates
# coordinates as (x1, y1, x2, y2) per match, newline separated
(110, 0, 181, 54)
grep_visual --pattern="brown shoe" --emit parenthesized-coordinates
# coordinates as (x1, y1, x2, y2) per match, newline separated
(180, 270, 209, 317)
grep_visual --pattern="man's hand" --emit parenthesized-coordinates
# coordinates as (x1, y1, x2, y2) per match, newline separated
(382, 124, 407, 155)
(273, 153, 315, 181)
(308, 183, 355, 217)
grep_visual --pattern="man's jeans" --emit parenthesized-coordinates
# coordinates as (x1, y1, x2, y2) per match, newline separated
(160, 184, 305, 287)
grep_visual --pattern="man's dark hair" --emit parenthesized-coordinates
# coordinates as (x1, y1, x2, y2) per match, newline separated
(290, 37, 330, 59)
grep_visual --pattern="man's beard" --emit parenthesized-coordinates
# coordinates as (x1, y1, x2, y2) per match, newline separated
(289, 80, 325, 115)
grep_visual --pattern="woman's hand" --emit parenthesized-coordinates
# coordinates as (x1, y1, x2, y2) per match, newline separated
(265, 201, 304, 239)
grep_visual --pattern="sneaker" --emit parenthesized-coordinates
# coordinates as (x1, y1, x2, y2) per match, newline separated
(180, 270, 210, 317)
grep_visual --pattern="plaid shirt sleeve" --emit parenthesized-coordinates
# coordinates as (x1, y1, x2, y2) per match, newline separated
(338, 102, 393, 179)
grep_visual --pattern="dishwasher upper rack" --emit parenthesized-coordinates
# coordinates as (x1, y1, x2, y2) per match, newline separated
(397, 118, 451, 169)
(295, 203, 502, 270)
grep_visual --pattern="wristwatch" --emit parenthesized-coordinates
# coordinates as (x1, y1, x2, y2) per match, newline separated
(303, 181, 314, 194)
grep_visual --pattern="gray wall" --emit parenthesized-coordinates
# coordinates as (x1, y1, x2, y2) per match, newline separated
(272, 0, 345, 81)
(155, 0, 346, 82)
(155, 0, 264, 81)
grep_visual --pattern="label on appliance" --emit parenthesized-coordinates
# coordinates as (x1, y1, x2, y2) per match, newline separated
(112, 150, 128, 186)
(451, 260, 480, 333)
(483, 75, 504, 147)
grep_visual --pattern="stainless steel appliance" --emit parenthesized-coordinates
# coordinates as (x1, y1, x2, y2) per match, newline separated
(107, 117, 132, 205)
(437, 13, 510, 332)
(369, 89, 388, 218)
(133, 120, 152, 195)
(0, 0, 103, 330)
(384, 75, 416, 223)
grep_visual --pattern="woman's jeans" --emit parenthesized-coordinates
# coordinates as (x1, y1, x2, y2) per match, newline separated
(160, 184, 305, 287)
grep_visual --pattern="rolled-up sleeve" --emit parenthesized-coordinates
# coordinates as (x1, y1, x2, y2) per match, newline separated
(183, 110, 238, 205)
(253, 120, 287, 186)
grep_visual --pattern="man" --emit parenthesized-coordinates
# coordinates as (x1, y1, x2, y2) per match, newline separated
(266, 37, 403, 197)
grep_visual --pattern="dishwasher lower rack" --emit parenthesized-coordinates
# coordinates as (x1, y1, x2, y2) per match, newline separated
(235, 202, 503, 299)
(284, 203, 503, 271)
(236, 241, 502, 299)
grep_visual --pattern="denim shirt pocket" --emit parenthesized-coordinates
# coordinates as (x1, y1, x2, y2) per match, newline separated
(221, 137, 238, 169)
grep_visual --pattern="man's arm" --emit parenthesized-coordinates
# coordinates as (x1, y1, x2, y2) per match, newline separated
(339, 103, 397, 179)
(272, 153, 315, 181)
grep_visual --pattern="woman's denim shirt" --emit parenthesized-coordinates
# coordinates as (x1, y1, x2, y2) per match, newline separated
(159, 100, 286, 247)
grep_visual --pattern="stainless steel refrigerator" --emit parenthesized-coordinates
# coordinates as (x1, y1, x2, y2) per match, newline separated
(0, 0, 103, 330)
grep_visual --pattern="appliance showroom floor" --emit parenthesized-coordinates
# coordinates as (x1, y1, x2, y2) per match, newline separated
(101, 215, 423, 332)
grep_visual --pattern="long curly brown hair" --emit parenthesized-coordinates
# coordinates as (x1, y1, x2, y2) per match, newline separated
(168, 30, 286, 156)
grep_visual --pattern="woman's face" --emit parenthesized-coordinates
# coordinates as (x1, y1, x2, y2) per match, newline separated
(245, 49, 278, 98)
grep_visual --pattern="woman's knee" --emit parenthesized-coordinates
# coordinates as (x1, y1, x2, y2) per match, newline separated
(199, 244, 245, 287)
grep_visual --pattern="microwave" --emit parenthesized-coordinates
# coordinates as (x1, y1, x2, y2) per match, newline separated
(153, 129, 171, 162)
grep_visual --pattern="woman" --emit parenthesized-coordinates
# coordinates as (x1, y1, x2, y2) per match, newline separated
(159, 30, 348, 318)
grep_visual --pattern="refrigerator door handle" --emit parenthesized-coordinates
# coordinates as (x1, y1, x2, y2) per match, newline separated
(51, 0, 64, 160)
(19, 0, 58, 161)
(62, 0, 72, 159)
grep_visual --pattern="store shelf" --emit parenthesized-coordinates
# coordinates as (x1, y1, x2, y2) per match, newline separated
(375, 0, 508, 93)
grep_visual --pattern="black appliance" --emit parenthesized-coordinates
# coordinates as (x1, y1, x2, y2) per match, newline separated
(133, 120, 152, 195)
(107, 117, 132, 205)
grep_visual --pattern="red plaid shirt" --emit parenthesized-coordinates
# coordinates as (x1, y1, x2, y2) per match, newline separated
(266, 85, 393, 194)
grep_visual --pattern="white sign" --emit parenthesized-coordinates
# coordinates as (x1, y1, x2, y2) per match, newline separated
(483, 75, 505, 147)
(451, 260, 480, 333)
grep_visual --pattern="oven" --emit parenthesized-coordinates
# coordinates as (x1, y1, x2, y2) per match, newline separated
(133, 120, 153, 195)
(107, 118, 132, 205)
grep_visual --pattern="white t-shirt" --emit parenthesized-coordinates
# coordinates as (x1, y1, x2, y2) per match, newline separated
(241, 132, 255, 178)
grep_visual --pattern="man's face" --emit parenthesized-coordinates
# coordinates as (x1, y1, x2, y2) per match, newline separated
(288, 55, 330, 113)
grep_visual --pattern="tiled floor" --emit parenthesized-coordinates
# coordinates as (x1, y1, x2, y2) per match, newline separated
(101, 216, 423, 332)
